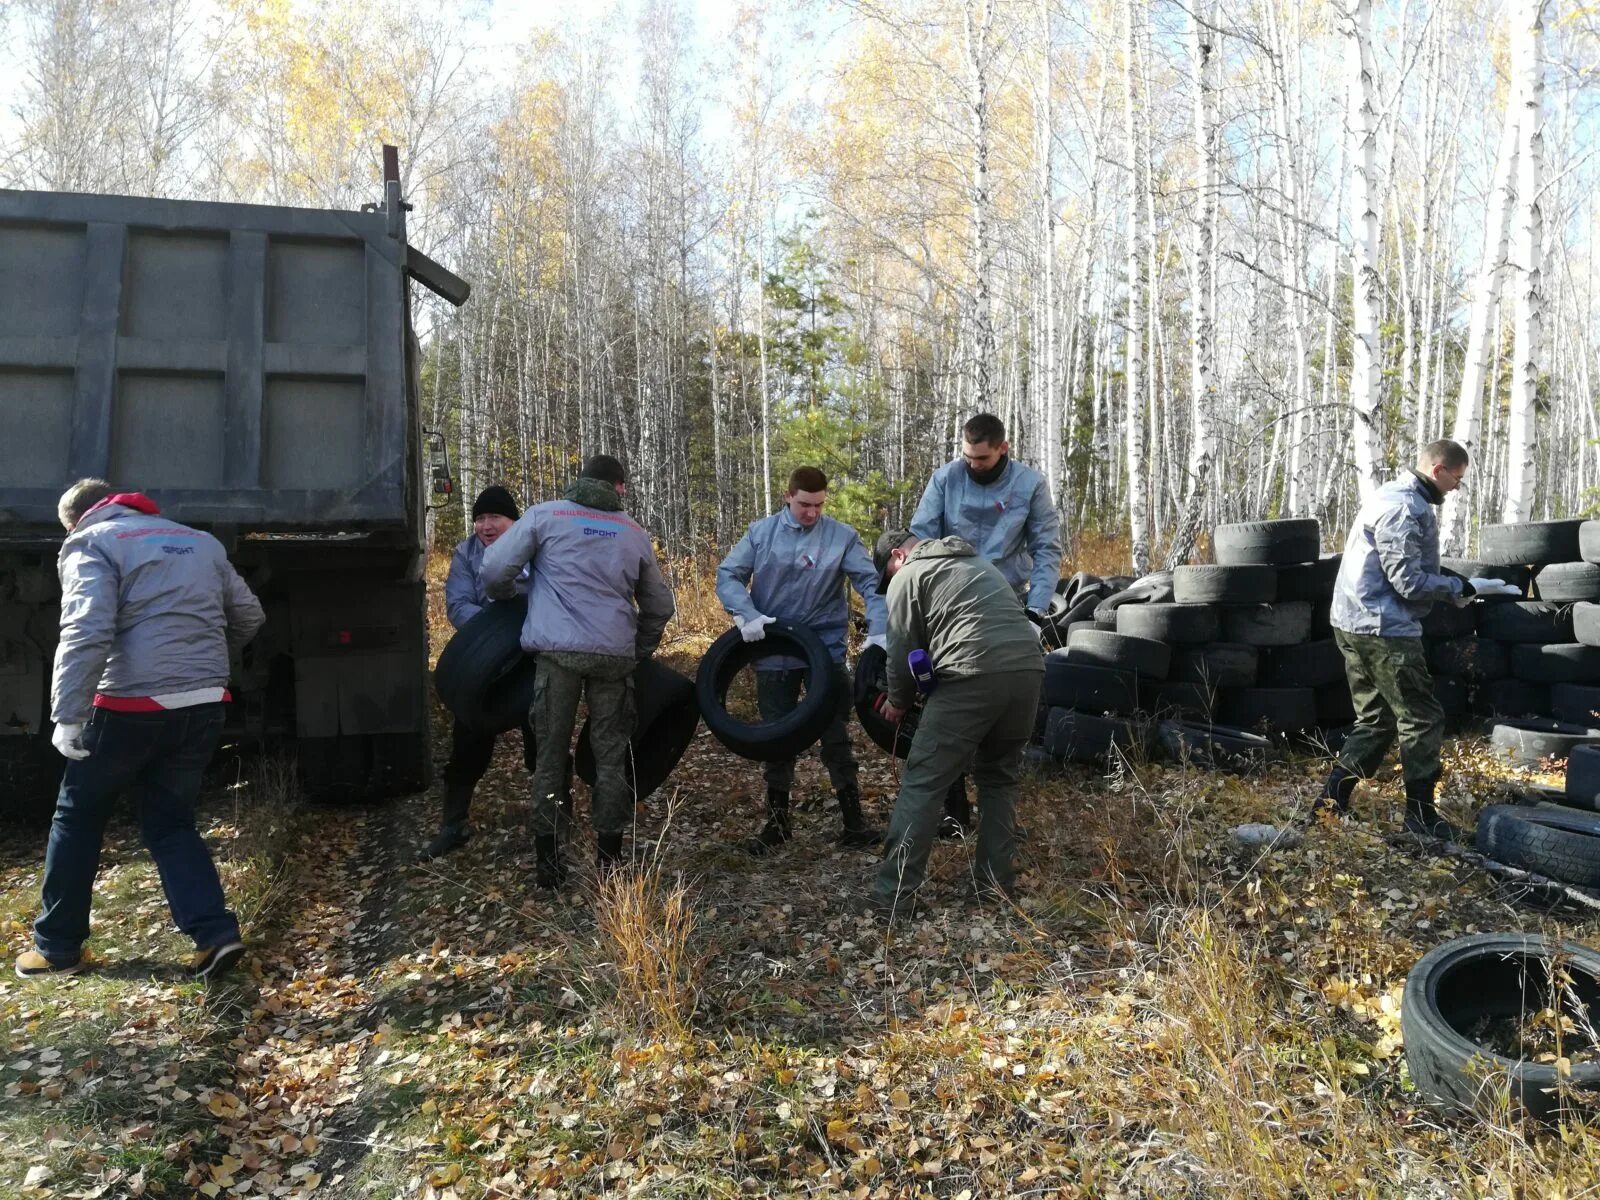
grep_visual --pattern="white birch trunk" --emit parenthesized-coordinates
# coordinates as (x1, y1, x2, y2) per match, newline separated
(1345, 0, 1384, 499)
(1503, 0, 1546, 523)
(1123, 0, 1149, 574)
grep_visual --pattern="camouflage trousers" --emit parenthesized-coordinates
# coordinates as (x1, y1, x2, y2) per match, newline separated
(528, 651, 636, 838)
(1333, 630, 1444, 787)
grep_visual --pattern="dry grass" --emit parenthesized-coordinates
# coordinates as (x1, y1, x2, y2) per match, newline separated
(593, 844, 704, 1044)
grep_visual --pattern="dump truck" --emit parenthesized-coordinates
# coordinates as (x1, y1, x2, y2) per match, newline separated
(0, 148, 467, 814)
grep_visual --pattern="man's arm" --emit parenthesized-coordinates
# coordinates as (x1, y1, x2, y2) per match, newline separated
(884, 572, 927, 710)
(444, 541, 484, 628)
(51, 543, 119, 725)
(481, 516, 538, 599)
(1373, 506, 1462, 603)
(842, 532, 888, 639)
(1024, 476, 1064, 611)
(635, 553, 676, 659)
(220, 559, 266, 651)
(908, 470, 946, 540)
(714, 527, 763, 624)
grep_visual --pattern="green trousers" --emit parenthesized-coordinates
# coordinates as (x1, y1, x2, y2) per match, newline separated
(528, 651, 636, 838)
(874, 670, 1041, 910)
(1333, 629, 1444, 787)
(755, 662, 857, 793)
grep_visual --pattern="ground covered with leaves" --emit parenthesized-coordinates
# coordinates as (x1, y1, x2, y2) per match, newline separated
(6, 651, 1600, 1197)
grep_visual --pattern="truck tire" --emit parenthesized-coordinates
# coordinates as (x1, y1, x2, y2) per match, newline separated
(1259, 639, 1345, 688)
(1042, 707, 1138, 763)
(1574, 602, 1600, 647)
(1144, 681, 1216, 720)
(1043, 654, 1139, 714)
(1427, 636, 1509, 681)
(1212, 519, 1321, 566)
(696, 622, 839, 763)
(1442, 557, 1532, 591)
(1478, 520, 1586, 567)
(852, 644, 918, 759)
(1276, 555, 1342, 601)
(1473, 678, 1550, 720)
(1564, 745, 1600, 811)
(1310, 599, 1334, 639)
(1551, 683, 1600, 728)
(1172, 564, 1276, 605)
(1535, 562, 1600, 604)
(1154, 719, 1273, 771)
(1477, 805, 1600, 888)
(432, 596, 540, 733)
(574, 660, 699, 798)
(1421, 602, 1477, 639)
(1478, 600, 1575, 644)
(1402, 933, 1600, 1122)
(1170, 642, 1258, 688)
(1510, 642, 1600, 684)
(1220, 601, 1312, 647)
(1581, 521, 1600, 565)
(1065, 629, 1171, 679)
(1117, 602, 1219, 644)
(1490, 718, 1600, 767)
(1216, 686, 1316, 734)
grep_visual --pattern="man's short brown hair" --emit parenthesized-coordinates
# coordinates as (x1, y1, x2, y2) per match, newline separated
(57, 478, 114, 530)
(1420, 439, 1469, 471)
(787, 466, 828, 495)
(962, 413, 1006, 447)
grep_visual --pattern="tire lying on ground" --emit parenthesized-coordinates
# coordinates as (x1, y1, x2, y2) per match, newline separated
(1216, 686, 1316, 734)
(1116, 601, 1220, 644)
(1402, 933, 1600, 1123)
(1478, 520, 1586, 568)
(1510, 642, 1600, 684)
(1535, 561, 1600, 604)
(575, 659, 699, 797)
(852, 643, 919, 759)
(1172, 564, 1276, 605)
(1477, 804, 1600, 889)
(695, 620, 839, 762)
(1220, 601, 1312, 647)
(1259, 639, 1345, 688)
(1065, 629, 1172, 679)
(1489, 718, 1600, 767)
(1276, 554, 1342, 601)
(1564, 744, 1600, 812)
(1473, 678, 1551, 720)
(433, 595, 540, 734)
(1212, 518, 1321, 566)
(1551, 683, 1600, 728)
(1170, 642, 1258, 688)
(1427, 636, 1509, 681)
(1478, 600, 1576, 644)
(1154, 719, 1273, 772)
(1043, 654, 1139, 714)
(1042, 707, 1139, 763)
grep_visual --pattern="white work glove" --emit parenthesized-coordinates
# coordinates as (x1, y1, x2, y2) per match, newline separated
(864, 634, 887, 652)
(736, 614, 776, 643)
(52, 722, 89, 760)
(1468, 577, 1522, 597)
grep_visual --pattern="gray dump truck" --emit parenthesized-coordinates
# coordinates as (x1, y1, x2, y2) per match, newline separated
(0, 149, 468, 814)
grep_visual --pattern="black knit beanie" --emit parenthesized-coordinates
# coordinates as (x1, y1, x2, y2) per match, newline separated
(471, 485, 519, 521)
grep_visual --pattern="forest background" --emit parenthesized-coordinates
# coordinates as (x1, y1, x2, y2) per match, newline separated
(4, 0, 1600, 576)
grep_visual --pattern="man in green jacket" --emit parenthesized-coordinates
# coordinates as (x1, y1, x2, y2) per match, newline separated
(868, 531, 1044, 918)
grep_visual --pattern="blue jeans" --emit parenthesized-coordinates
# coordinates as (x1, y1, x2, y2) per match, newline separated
(34, 704, 239, 963)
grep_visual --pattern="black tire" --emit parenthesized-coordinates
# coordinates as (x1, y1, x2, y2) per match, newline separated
(1510, 642, 1600, 684)
(1259, 639, 1345, 688)
(1065, 629, 1171, 679)
(1574, 603, 1600, 648)
(1172, 564, 1277, 605)
(1551, 683, 1600, 728)
(1490, 718, 1600, 767)
(1043, 654, 1139, 714)
(1094, 572, 1176, 625)
(574, 660, 699, 797)
(1143, 681, 1216, 720)
(1041, 707, 1138, 764)
(1427, 636, 1509, 681)
(1564, 744, 1600, 811)
(1220, 601, 1313, 647)
(1433, 675, 1469, 723)
(1170, 642, 1258, 688)
(1479, 520, 1586, 567)
(1276, 555, 1343, 602)
(695, 622, 840, 762)
(1478, 600, 1576, 644)
(1216, 686, 1316, 734)
(1212, 518, 1321, 566)
(1477, 805, 1600, 888)
(852, 644, 919, 759)
(1441, 557, 1533, 592)
(432, 596, 540, 734)
(1314, 681, 1356, 726)
(1581, 521, 1600, 565)
(1154, 719, 1274, 772)
(1535, 561, 1600, 604)
(1402, 932, 1600, 1122)
(1473, 678, 1551, 720)
(1065, 620, 1102, 638)
(1310, 599, 1334, 639)
(1116, 602, 1220, 645)
(1421, 602, 1477, 639)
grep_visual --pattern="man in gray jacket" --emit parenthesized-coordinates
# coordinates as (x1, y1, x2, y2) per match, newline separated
(1318, 440, 1507, 838)
(18, 479, 265, 980)
(717, 465, 888, 853)
(422, 484, 533, 861)
(868, 531, 1044, 919)
(481, 455, 675, 886)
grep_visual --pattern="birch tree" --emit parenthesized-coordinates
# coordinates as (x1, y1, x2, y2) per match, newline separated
(1502, 0, 1547, 523)
(1346, 0, 1384, 499)
(1123, 0, 1149, 574)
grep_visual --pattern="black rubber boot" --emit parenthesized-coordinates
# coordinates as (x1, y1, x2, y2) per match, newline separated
(746, 789, 793, 855)
(596, 832, 626, 876)
(835, 784, 882, 848)
(939, 776, 972, 840)
(418, 784, 474, 861)
(535, 834, 567, 889)
(1312, 765, 1359, 819)
(1404, 776, 1457, 842)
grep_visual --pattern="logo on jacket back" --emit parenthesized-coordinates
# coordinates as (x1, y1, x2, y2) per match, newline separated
(161, 543, 194, 555)
(583, 526, 619, 539)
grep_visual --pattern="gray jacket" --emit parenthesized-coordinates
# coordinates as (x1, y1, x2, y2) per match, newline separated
(52, 497, 266, 724)
(715, 508, 887, 667)
(481, 478, 675, 659)
(910, 457, 1063, 610)
(1332, 472, 1465, 638)
(444, 534, 529, 630)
